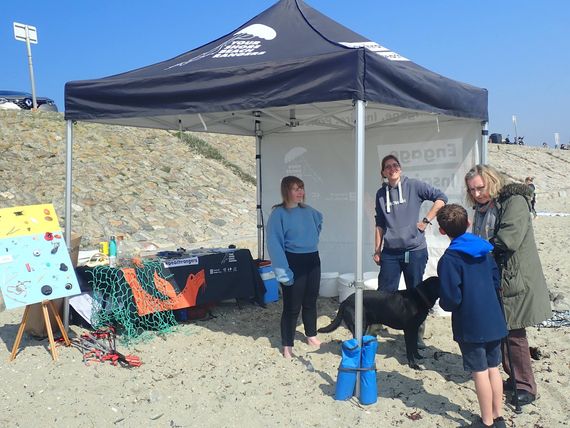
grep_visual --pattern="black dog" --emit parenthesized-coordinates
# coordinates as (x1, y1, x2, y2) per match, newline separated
(318, 276, 440, 369)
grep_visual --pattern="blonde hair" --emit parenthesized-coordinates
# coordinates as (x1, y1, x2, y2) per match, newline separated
(464, 164, 505, 206)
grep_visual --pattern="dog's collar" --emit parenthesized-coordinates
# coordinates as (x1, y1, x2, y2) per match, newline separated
(415, 287, 432, 309)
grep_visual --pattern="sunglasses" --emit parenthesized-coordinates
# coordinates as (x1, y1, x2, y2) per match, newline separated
(468, 185, 486, 194)
(383, 163, 400, 170)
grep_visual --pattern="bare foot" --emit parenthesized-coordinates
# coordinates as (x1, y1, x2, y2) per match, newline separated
(283, 346, 293, 358)
(306, 336, 321, 347)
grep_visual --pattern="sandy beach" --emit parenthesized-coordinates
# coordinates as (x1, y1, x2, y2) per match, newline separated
(1, 221, 569, 427)
(1, 141, 569, 427)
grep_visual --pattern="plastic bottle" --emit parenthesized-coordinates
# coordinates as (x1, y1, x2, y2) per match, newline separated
(109, 235, 117, 267)
(116, 234, 125, 266)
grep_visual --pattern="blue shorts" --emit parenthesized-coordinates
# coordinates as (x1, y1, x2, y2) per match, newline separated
(458, 340, 502, 372)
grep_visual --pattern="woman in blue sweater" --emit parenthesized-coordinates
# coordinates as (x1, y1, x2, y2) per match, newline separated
(267, 176, 323, 358)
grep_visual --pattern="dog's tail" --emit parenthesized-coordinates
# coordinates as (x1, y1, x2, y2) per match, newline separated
(317, 302, 347, 333)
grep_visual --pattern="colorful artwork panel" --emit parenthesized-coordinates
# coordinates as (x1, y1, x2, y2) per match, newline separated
(0, 224, 80, 309)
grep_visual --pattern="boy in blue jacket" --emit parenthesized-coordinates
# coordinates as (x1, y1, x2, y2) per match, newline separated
(436, 204, 507, 428)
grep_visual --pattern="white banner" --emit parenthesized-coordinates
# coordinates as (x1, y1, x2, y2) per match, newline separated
(261, 119, 480, 275)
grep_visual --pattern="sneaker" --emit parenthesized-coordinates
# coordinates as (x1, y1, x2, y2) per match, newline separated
(469, 418, 495, 427)
(511, 389, 536, 406)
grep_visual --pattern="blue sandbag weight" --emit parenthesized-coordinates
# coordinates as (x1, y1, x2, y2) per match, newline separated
(335, 338, 361, 400)
(359, 335, 378, 405)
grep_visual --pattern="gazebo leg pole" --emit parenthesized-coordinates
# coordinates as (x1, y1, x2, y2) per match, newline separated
(254, 112, 263, 260)
(354, 99, 366, 396)
(63, 119, 74, 331)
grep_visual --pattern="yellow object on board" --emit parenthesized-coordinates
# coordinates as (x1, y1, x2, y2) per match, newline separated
(0, 204, 60, 238)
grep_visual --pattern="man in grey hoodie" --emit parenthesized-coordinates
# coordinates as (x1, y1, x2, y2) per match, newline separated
(373, 155, 447, 346)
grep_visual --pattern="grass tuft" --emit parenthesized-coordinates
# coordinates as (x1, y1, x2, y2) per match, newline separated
(175, 132, 256, 185)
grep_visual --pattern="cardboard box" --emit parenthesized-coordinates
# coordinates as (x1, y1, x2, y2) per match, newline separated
(69, 232, 82, 268)
(24, 298, 65, 338)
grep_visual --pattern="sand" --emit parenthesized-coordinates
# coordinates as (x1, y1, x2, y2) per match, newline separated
(1, 175, 569, 427)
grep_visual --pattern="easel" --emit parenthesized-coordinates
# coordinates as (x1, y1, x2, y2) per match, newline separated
(10, 300, 71, 361)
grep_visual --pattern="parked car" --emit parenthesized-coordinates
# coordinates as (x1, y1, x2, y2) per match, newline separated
(0, 90, 58, 112)
(489, 133, 502, 144)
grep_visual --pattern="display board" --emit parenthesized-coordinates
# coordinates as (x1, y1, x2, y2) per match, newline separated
(0, 204, 80, 310)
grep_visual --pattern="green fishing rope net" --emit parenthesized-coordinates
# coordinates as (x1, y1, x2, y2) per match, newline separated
(87, 260, 178, 343)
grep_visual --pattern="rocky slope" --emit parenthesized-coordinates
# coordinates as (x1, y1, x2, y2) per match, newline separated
(1, 110, 568, 256)
(0, 110, 257, 255)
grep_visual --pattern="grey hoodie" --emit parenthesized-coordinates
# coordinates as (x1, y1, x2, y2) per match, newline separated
(375, 176, 447, 251)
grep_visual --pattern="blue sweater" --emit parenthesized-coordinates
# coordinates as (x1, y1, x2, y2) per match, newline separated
(375, 176, 448, 251)
(266, 205, 323, 285)
(437, 233, 508, 343)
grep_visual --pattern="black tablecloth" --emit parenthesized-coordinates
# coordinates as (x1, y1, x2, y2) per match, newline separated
(75, 249, 265, 308)
(163, 249, 265, 306)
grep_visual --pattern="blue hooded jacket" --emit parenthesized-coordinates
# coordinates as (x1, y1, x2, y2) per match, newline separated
(437, 233, 508, 343)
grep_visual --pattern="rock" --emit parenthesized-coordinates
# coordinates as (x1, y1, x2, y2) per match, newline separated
(552, 293, 569, 311)
(0, 191, 15, 199)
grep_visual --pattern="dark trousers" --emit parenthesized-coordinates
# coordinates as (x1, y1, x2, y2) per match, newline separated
(280, 251, 321, 347)
(378, 247, 428, 293)
(502, 328, 537, 395)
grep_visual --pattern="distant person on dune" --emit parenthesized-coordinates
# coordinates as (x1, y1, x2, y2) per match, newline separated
(525, 177, 537, 218)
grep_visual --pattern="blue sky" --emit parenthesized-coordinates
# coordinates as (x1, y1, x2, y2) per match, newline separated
(2, 1, 568, 146)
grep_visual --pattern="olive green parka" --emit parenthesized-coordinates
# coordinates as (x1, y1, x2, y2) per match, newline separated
(493, 183, 552, 329)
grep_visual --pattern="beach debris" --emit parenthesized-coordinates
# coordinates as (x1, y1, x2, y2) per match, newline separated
(433, 351, 453, 361)
(69, 327, 142, 367)
(538, 310, 570, 328)
(405, 410, 423, 421)
(529, 347, 548, 360)
(550, 293, 569, 311)
(149, 390, 161, 403)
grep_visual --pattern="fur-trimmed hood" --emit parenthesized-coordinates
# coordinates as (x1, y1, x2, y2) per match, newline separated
(497, 182, 533, 203)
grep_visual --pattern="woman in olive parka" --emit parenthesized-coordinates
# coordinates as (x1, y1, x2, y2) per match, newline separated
(465, 165, 551, 407)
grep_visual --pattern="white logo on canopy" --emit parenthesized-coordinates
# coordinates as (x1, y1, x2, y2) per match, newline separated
(166, 24, 277, 69)
(339, 41, 409, 62)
